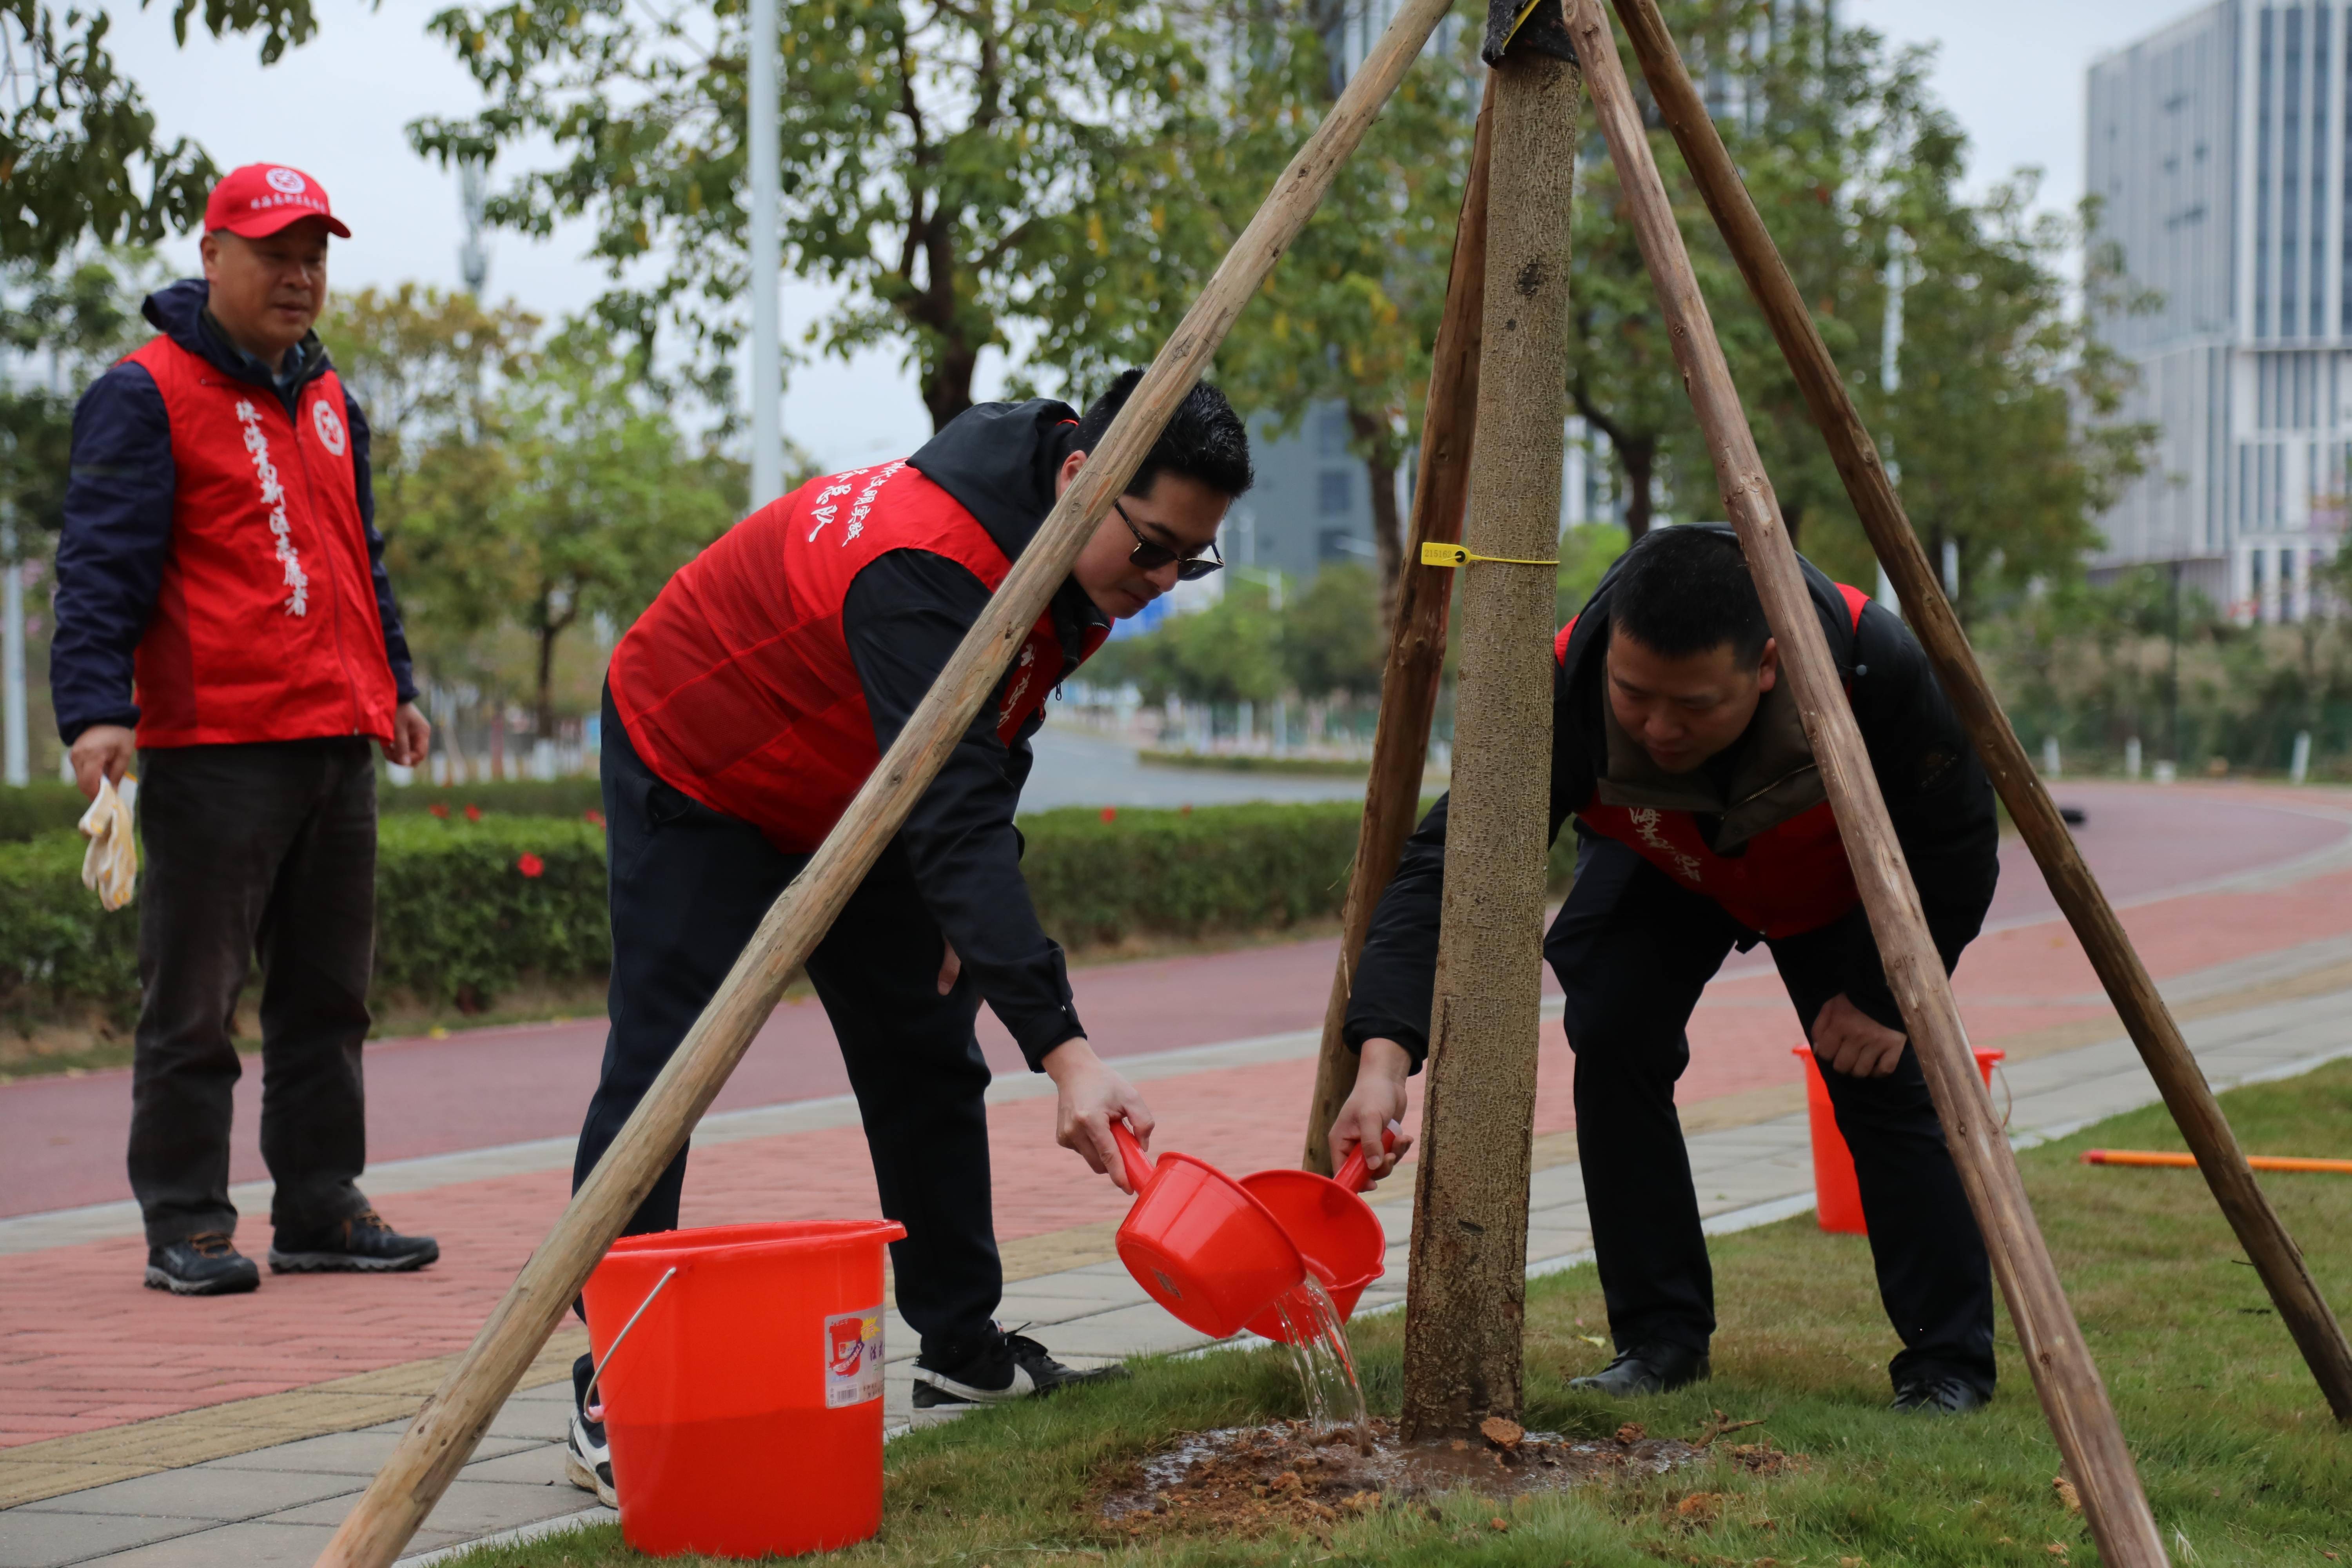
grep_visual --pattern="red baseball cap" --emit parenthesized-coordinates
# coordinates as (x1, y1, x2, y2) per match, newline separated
(204, 163, 352, 240)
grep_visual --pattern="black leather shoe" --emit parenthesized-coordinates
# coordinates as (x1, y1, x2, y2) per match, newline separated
(145, 1233, 261, 1296)
(1891, 1376, 1991, 1414)
(1569, 1343, 1711, 1397)
(270, 1209, 439, 1273)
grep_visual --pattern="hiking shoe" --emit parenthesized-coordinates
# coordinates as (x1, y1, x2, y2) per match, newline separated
(566, 1355, 617, 1506)
(911, 1326, 1128, 1410)
(145, 1233, 260, 1296)
(1569, 1343, 1711, 1398)
(269, 1209, 439, 1274)
(1891, 1375, 1990, 1414)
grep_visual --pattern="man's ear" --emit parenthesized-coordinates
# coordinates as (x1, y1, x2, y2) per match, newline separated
(1755, 636, 1780, 693)
(1055, 447, 1087, 498)
(198, 231, 222, 281)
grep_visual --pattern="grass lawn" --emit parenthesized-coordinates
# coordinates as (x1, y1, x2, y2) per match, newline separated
(452, 1060, 2352, 1567)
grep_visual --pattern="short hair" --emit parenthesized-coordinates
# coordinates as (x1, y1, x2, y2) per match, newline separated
(1610, 526, 1771, 664)
(1073, 368, 1255, 500)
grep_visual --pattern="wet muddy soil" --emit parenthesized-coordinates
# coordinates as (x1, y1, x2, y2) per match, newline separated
(1099, 1416, 1783, 1536)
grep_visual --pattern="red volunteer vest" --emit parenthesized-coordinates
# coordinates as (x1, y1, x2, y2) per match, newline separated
(610, 459, 1109, 852)
(1559, 584, 1872, 940)
(127, 336, 398, 747)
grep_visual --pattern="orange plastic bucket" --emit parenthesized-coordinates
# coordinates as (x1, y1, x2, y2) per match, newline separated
(1237, 1136, 1391, 1342)
(581, 1219, 905, 1559)
(1112, 1123, 1306, 1339)
(1795, 1047, 2003, 1234)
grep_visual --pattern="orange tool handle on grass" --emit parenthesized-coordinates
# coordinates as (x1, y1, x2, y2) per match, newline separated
(2082, 1149, 2352, 1174)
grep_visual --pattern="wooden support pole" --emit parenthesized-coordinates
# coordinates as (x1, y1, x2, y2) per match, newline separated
(1608, 0, 2352, 1426)
(1301, 74, 1497, 1177)
(1559, 4, 2171, 1563)
(314, 2, 1456, 1559)
(1397, 44, 1579, 1440)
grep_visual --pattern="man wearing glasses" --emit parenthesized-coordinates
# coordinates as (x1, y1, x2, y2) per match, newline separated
(564, 369, 1249, 1501)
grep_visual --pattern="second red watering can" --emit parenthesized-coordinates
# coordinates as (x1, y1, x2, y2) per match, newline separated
(1236, 1132, 1393, 1343)
(1111, 1122, 1307, 1339)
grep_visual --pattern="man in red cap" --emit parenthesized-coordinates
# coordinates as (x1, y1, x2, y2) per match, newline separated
(51, 163, 440, 1295)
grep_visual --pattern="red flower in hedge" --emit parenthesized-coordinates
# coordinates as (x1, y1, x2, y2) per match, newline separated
(584, 809, 606, 828)
(517, 853, 545, 878)
(1180, 804, 1194, 816)
(1100, 806, 1117, 823)
(464, 804, 482, 822)
(428, 802, 449, 819)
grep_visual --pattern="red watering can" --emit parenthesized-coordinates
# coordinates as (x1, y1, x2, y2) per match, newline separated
(1111, 1122, 1307, 1339)
(1237, 1132, 1394, 1343)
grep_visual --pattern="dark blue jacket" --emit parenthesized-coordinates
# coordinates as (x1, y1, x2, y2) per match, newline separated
(50, 279, 416, 744)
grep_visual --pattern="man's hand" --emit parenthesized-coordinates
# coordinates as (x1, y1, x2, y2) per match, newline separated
(1042, 1037, 1154, 1194)
(1328, 1038, 1414, 1189)
(384, 702, 432, 768)
(936, 939, 961, 996)
(1811, 993, 1907, 1078)
(69, 724, 137, 801)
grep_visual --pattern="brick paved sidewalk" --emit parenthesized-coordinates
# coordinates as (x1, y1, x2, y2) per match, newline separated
(4, 780, 2350, 1566)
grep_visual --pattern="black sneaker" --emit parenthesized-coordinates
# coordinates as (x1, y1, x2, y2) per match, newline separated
(1569, 1343, 1711, 1397)
(1891, 1375, 1990, 1414)
(144, 1233, 261, 1296)
(566, 1356, 617, 1506)
(911, 1326, 1127, 1410)
(269, 1209, 439, 1274)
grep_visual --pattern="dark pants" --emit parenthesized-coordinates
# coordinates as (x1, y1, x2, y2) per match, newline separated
(129, 739, 380, 1248)
(575, 690, 1002, 1364)
(1548, 836, 1996, 1395)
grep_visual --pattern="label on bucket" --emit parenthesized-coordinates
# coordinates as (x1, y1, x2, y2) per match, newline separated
(823, 1306, 886, 1408)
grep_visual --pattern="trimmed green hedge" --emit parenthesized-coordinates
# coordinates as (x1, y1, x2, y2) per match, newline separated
(0, 776, 611, 843)
(0, 796, 1573, 1029)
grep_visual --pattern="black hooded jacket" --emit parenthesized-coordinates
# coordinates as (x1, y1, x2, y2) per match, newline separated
(1343, 532, 1999, 1067)
(840, 399, 1111, 1069)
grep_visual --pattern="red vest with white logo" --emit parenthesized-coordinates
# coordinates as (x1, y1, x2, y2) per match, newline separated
(1557, 584, 1871, 940)
(126, 336, 398, 747)
(610, 459, 1109, 853)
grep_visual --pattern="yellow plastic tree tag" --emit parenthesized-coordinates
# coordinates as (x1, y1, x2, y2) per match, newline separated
(1420, 542, 1559, 568)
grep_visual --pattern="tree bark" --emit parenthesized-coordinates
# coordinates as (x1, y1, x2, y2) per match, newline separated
(1351, 405, 1406, 631)
(1301, 72, 1497, 1176)
(1397, 46, 1577, 1441)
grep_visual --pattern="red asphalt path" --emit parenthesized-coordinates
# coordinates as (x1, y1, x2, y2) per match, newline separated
(2, 781, 2347, 1446)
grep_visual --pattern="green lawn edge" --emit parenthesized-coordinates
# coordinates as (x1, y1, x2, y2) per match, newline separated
(448, 1059, 2352, 1567)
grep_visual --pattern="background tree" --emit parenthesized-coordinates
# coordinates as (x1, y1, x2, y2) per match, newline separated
(410, 0, 1212, 425)
(3, 0, 319, 263)
(479, 331, 738, 734)
(0, 249, 160, 559)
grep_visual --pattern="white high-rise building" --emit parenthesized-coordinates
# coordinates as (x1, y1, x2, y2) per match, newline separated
(2090, 0, 2351, 621)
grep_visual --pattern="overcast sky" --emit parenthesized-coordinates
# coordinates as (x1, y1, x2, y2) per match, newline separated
(107, 0, 2188, 472)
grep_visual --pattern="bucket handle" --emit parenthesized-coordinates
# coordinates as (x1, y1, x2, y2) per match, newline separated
(1108, 1120, 1156, 1194)
(1331, 1127, 1400, 1194)
(581, 1264, 679, 1411)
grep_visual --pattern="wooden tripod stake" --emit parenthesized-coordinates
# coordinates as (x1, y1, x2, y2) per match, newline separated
(1301, 74, 1497, 1176)
(1608, 0, 2352, 1425)
(1396, 40, 1580, 1438)
(1560, 1, 2169, 1561)
(314, 0, 1455, 1558)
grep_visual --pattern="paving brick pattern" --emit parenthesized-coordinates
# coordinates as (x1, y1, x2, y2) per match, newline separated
(3, 780, 2349, 1566)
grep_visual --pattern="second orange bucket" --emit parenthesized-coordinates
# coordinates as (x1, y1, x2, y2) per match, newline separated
(1111, 1123, 1307, 1339)
(1795, 1047, 2003, 1234)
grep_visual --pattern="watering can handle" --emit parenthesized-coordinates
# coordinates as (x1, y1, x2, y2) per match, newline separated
(1109, 1119, 1156, 1194)
(1332, 1128, 1399, 1195)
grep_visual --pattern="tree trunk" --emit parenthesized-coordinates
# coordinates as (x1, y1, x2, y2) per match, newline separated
(1350, 405, 1406, 630)
(1397, 45, 1579, 1441)
(1619, 432, 1655, 539)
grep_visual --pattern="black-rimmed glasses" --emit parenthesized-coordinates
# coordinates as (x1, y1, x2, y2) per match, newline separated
(1114, 499, 1224, 581)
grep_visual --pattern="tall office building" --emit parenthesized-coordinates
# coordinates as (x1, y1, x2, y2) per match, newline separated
(2090, 0, 2350, 620)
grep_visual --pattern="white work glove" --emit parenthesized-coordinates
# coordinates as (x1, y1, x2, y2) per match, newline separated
(78, 775, 140, 911)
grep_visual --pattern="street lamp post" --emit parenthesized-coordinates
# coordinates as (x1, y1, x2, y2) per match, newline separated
(748, 0, 784, 509)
